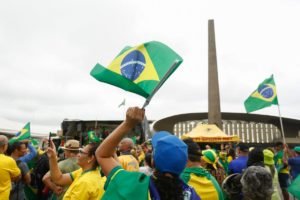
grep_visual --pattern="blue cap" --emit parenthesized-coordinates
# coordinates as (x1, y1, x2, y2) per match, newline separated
(152, 131, 187, 175)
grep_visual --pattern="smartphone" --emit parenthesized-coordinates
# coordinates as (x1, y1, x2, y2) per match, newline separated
(48, 132, 51, 147)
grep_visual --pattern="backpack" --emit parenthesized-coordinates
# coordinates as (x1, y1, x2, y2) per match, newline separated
(30, 153, 50, 199)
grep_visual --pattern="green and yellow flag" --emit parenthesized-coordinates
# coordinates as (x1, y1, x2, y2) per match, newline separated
(87, 131, 100, 143)
(244, 75, 278, 113)
(9, 122, 31, 144)
(90, 41, 183, 98)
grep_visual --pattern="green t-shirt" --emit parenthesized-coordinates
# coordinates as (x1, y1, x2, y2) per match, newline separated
(274, 150, 289, 174)
(102, 166, 150, 200)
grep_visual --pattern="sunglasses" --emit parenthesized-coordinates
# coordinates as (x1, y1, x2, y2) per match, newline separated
(79, 148, 89, 155)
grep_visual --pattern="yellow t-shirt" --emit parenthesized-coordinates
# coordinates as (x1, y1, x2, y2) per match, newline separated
(63, 168, 105, 200)
(227, 156, 233, 163)
(118, 154, 139, 171)
(138, 151, 145, 164)
(0, 154, 21, 200)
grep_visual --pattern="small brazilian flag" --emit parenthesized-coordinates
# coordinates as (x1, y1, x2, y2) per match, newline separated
(87, 131, 100, 143)
(9, 122, 31, 144)
(90, 41, 183, 98)
(244, 75, 278, 113)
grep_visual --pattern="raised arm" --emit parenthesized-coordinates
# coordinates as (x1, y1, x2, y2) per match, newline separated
(47, 140, 72, 186)
(19, 143, 37, 163)
(95, 107, 144, 176)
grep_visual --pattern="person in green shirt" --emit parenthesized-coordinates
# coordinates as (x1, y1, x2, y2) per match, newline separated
(274, 142, 290, 200)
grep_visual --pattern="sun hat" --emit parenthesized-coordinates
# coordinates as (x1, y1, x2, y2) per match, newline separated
(61, 139, 80, 151)
(202, 149, 218, 169)
(152, 131, 187, 175)
(263, 149, 275, 165)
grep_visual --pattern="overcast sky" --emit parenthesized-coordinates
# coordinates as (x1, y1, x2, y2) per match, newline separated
(1, 0, 300, 135)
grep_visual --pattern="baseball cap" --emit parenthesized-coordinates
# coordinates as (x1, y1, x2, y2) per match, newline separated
(152, 131, 187, 175)
(61, 139, 80, 151)
(263, 149, 274, 165)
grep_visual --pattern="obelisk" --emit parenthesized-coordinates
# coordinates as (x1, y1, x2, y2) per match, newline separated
(208, 19, 222, 129)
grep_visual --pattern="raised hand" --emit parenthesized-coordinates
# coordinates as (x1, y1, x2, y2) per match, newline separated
(46, 139, 57, 159)
(124, 107, 145, 128)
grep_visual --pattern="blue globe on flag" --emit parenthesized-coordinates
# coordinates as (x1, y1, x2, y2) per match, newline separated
(121, 50, 146, 81)
(258, 84, 274, 99)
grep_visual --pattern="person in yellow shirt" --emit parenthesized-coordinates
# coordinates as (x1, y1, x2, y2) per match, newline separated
(118, 138, 139, 171)
(47, 140, 105, 200)
(43, 139, 80, 200)
(0, 135, 21, 200)
(137, 145, 145, 166)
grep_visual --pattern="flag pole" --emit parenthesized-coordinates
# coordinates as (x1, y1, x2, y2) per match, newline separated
(95, 119, 98, 137)
(277, 104, 286, 144)
(142, 60, 179, 109)
(274, 74, 286, 144)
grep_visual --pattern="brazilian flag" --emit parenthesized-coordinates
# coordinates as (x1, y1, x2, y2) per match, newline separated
(87, 131, 101, 143)
(244, 75, 278, 113)
(90, 41, 183, 98)
(9, 122, 31, 144)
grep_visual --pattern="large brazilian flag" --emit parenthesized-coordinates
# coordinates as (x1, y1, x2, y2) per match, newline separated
(244, 75, 278, 113)
(90, 41, 183, 98)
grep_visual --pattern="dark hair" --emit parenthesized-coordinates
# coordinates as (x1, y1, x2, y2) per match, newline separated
(206, 163, 216, 171)
(247, 148, 264, 167)
(153, 171, 184, 200)
(228, 148, 236, 160)
(274, 141, 283, 147)
(183, 138, 201, 162)
(87, 142, 100, 168)
(145, 153, 153, 168)
(87, 142, 100, 157)
(237, 143, 249, 152)
(7, 142, 27, 155)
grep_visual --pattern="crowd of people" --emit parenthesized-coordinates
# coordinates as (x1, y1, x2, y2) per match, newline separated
(0, 107, 300, 199)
